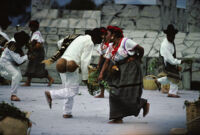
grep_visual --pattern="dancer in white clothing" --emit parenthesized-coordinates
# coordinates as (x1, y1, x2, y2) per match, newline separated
(45, 28, 103, 118)
(156, 24, 182, 98)
(0, 31, 30, 101)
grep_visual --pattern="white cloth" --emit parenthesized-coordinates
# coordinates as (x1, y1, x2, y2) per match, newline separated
(50, 70, 80, 115)
(0, 27, 10, 41)
(57, 38, 67, 87)
(160, 38, 181, 65)
(31, 30, 44, 43)
(157, 76, 178, 95)
(105, 38, 138, 62)
(0, 48, 27, 96)
(61, 35, 94, 80)
(98, 42, 110, 56)
(0, 48, 28, 65)
(0, 27, 10, 49)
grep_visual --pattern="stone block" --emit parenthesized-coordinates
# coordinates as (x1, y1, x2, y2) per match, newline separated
(137, 17, 161, 30)
(146, 31, 158, 38)
(69, 10, 84, 18)
(68, 18, 80, 28)
(74, 29, 86, 34)
(32, 9, 49, 19)
(57, 19, 69, 28)
(120, 18, 136, 30)
(58, 28, 74, 35)
(141, 6, 160, 18)
(40, 19, 51, 27)
(188, 25, 200, 32)
(193, 41, 200, 47)
(110, 18, 122, 26)
(153, 39, 161, 51)
(46, 27, 57, 34)
(175, 38, 184, 45)
(176, 52, 182, 58)
(176, 32, 186, 38)
(102, 4, 123, 15)
(186, 32, 200, 40)
(46, 44, 58, 58)
(46, 35, 59, 44)
(47, 9, 59, 19)
(196, 47, 200, 53)
(184, 41, 194, 47)
(141, 44, 152, 56)
(132, 30, 147, 38)
(133, 38, 144, 45)
(118, 5, 139, 17)
(39, 27, 48, 35)
(143, 38, 156, 44)
(176, 45, 187, 52)
(86, 19, 100, 29)
(83, 11, 101, 19)
(148, 48, 159, 57)
(62, 10, 71, 18)
(49, 19, 63, 27)
(182, 47, 197, 56)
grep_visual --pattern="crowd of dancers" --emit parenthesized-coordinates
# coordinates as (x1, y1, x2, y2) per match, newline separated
(0, 15, 183, 123)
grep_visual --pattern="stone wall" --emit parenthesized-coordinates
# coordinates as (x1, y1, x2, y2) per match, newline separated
(186, 0, 200, 32)
(2, 0, 200, 89)
(101, 4, 161, 30)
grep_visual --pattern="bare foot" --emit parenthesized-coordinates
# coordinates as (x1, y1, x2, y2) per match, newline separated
(168, 94, 180, 98)
(21, 82, 31, 86)
(11, 95, 21, 101)
(44, 91, 52, 109)
(108, 119, 123, 124)
(143, 102, 150, 117)
(95, 94, 104, 98)
(63, 114, 73, 118)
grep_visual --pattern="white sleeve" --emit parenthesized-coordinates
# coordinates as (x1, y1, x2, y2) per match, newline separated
(57, 38, 64, 49)
(104, 44, 112, 59)
(160, 43, 181, 65)
(124, 39, 138, 56)
(81, 44, 93, 80)
(31, 31, 44, 43)
(8, 50, 28, 64)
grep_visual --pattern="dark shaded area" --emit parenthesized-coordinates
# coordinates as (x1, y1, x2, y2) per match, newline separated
(191, 81, 200, 90)
(65, 0, 96, 10)
(0, 0, 31, 26)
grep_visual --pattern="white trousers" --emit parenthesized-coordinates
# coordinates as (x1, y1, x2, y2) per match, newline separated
(50, 70, 80, 115)
(0, 63, 22, 96)
(59, 73, 67, 88)
(157, 76, 178, 95)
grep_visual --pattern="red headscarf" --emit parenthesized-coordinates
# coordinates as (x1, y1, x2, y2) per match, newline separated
(107, 25, 124, 38)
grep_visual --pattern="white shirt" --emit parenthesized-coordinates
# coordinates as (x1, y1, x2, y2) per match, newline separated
(0, 48, 28, 65)
(98, 42, 110, 57)
(105, 38, 138, 62)
(31, 30, 44, 43)
(61, 35, 94, 80)
(0, 27, 10, 49)
(57, 38, 64, 49)
(160, 38, 181, 65)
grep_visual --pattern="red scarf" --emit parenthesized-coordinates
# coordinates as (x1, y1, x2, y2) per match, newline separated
(111, 38, 123, 56)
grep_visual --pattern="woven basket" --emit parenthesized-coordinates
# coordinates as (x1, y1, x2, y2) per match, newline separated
(161, 84, 170, 93)
(186, 102, 200, 134)
(143, 75, 157, 90)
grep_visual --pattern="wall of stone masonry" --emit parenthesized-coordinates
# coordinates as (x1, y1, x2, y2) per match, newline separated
(3, 0, 200, 89)
(186, 0, 200, 32)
